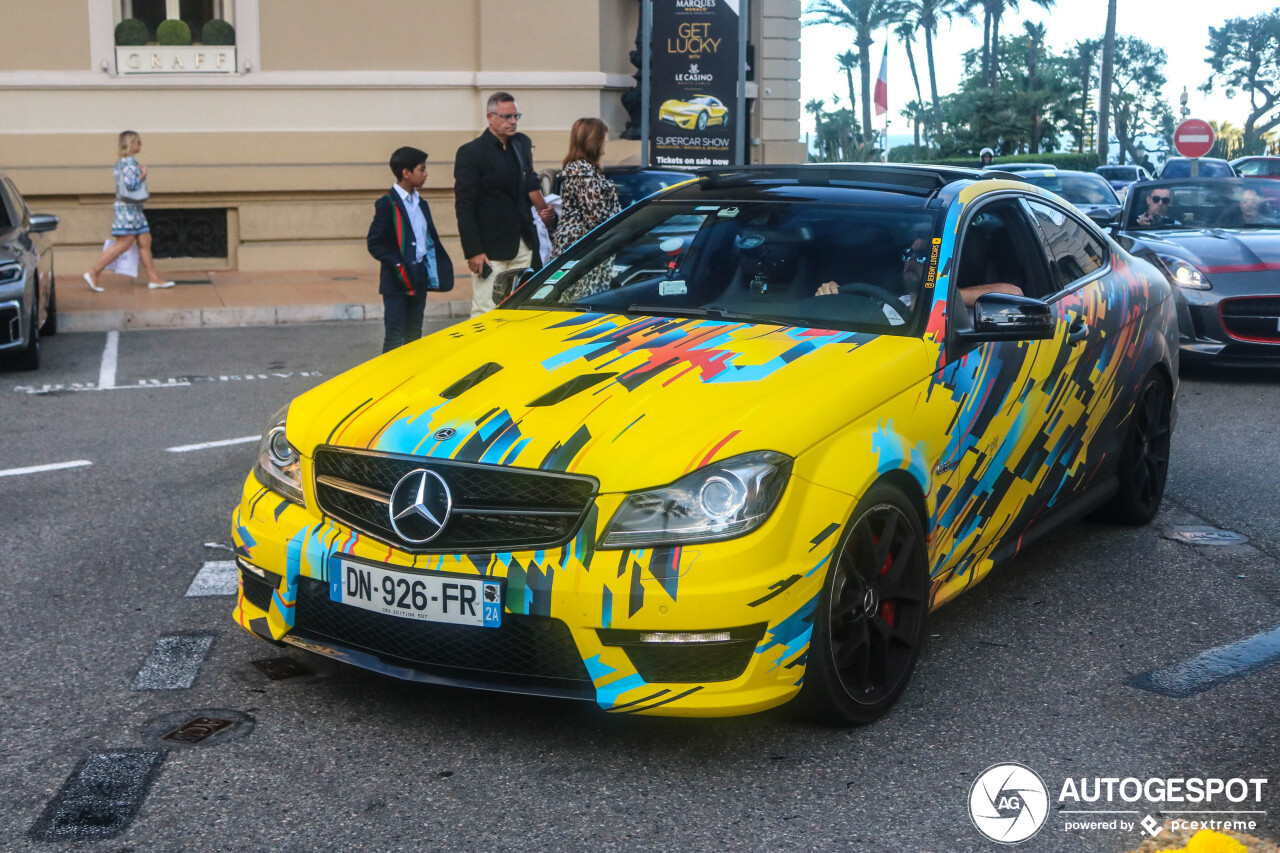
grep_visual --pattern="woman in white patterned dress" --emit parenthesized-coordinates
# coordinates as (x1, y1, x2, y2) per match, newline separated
(84, 131, 173, 290)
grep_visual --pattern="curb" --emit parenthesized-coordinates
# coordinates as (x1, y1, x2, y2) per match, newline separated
(59, 299, 474, 333)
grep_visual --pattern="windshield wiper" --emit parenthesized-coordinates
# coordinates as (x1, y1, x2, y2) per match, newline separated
(626, 304, 762, 322)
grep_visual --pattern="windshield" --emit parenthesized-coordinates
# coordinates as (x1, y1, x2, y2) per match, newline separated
(1124, 177, 1280, 230)
(608, 170, 693, 208)
(507, 200, 941, 336)
(1019, 172, 1119, 205)
(1097, 166, 1136, 181)
(1160, 160, 1234, 178)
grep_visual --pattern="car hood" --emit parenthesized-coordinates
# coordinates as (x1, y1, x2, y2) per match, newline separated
(1130, 228, 1280, 271)
(285, 310, 934, 493)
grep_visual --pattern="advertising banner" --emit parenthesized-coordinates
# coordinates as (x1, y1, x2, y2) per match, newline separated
(649, 0, 742, 168)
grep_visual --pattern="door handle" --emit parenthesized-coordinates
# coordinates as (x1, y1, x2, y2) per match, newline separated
(1067, 318, 1088, 344)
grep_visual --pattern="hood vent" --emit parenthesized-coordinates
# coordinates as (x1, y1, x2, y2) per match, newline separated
(440, 362, 504, 399)
(527, 373, 617, 407)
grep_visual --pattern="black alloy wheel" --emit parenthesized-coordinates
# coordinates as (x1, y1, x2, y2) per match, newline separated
(1096, 373, 1171, 525)
(798, 482, 929, 725)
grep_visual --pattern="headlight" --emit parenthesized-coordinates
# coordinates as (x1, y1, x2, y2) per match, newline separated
(253, 404, 304, 505)
(0, 264, 22, 285)
(1154, 254, 1211, 290)
(598, 450, 792, 548)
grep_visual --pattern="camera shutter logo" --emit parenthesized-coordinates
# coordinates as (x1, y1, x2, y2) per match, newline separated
(969, 763, 1050, 844)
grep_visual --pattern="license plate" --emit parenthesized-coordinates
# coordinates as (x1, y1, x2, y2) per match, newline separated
(329, 558, 502, 628)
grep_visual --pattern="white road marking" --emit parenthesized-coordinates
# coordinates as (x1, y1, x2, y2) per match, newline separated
(131, 633, 215, 690)
(166, 435, 260, 453)
(0, 460, 92, 478)
(15, 371, 323, 395)
(98, 331, 119, 390)
(185, 561, 239, 596)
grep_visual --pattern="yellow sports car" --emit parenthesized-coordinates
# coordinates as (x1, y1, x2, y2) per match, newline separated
(232, 164, 1177, 724)
(659, 95, 729, 131)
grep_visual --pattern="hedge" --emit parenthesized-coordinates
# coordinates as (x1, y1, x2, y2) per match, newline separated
(114, 18, 149, 46)
(157, 19, 192, 46)
(201, 18, 235, 45)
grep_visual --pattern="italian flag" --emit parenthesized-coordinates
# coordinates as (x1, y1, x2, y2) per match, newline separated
(873, 42, 888, 116)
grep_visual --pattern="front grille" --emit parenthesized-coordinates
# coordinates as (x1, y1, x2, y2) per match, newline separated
(290, 577, 592, 691)
(312, 446, 597, 553)
(620, 641, 759, 683)
(1221, 296, 1280, 343)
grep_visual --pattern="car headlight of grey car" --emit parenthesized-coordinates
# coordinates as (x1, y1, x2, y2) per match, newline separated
(599, 450, 792, 548)
(1154, 253, 1211, 290)
(253, 404, 305, 505)
(0, 263, 22, 286)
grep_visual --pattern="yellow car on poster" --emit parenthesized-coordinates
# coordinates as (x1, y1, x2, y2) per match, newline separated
(659, 95, 729, 131)
(232, 164, 1178, 725)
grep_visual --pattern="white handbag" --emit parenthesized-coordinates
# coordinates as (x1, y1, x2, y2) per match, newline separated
(116, 172, 149, 203)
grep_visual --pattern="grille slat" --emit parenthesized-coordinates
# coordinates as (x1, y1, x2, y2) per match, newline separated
(1221, 296, 1280, 343)
(312, 447, 597, 553)
(291, 577, 592, 689)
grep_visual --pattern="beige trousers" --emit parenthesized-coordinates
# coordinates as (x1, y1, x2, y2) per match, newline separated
(469, 240, 533, 317)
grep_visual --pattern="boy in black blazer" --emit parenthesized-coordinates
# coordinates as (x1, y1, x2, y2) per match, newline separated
(367, 146, 455, 353)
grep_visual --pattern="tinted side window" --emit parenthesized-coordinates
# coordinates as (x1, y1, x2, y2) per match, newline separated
(1025, 200, 1106, 291)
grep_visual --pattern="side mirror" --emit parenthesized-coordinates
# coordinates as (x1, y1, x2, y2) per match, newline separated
(1086, 209, 1118, 227)
(493, 266, 536, 305)
(29, 213, 59, 233)
(958, 293, 1055, 343)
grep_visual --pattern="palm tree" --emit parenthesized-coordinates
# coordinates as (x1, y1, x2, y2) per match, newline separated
(984, 0, 1056, 89)
(902, 0, 970, 139)
(895, 21, 924, 112)
(1071, 39, 1101, 152)
(836, 49, 859, 122)
(1097, 0, 1117, 162)
(805, 0, 901, 143)
(1023, 21, 1046, 151)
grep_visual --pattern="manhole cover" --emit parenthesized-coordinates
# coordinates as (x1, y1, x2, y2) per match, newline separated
(253, 657, 312, 680)
(1167, 525, 1249, 546)
(142, 708, 254, 748)
(173, 279, 213, 285)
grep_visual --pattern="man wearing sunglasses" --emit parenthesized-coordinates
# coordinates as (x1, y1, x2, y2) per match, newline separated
(454, 92, 555, 316)
(1136, 188, 1181, 228)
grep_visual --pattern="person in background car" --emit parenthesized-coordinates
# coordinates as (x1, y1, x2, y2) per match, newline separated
(1136, 188, 1181, 228)
(553, 118, 622, 303)
(1216, 188, 1275, 227)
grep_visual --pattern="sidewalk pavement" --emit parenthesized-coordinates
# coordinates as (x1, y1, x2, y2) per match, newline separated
(60, 269, 474, 333)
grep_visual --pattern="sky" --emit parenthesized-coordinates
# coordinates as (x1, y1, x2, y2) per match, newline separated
(799, 0, 1273, 150)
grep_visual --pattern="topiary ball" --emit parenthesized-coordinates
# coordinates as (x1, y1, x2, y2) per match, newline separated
(201, 18, 235, 45)
(114, 18, 149, 46)
(156, 19, 192, 46)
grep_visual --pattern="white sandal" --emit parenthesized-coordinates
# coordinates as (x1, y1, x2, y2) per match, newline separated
(148, 280, 175, 289)
(84, 272, 104, 292)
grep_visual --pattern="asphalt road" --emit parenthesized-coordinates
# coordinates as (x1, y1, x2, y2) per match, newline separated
(1, 324, 1276, 853)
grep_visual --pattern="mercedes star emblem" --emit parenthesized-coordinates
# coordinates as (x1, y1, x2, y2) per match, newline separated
(388, 468, 453, 544)
(433, 427, 456, 441)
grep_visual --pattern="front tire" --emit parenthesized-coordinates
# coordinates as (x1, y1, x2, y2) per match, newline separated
(1094, 372, 1171, 525)
(797, 482, 929, 725)
(696, 111, 709, 131)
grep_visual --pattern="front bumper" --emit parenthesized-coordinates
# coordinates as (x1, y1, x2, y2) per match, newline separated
(659, 112, 699, 129)
(1176, 288, 1280, 362)
(231, 467, 855, 717)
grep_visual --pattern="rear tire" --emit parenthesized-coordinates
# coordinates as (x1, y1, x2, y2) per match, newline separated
(796, 482, 929, 725)
(40, 274, 57, 336)
(1094, 372, 1171, 525)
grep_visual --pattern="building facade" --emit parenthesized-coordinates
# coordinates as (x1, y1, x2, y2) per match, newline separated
(1, 0, 803, 277)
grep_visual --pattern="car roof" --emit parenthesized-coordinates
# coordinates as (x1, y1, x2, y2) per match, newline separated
(683, 163, 1021, 197)
(1017, 168, 1104, 178)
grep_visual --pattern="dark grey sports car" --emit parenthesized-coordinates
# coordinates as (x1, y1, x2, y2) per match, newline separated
(1115, 177, 1280, 364)
(0, 172, 58, 371)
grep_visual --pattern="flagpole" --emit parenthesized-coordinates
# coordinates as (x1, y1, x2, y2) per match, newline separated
(882, 27, 889, 160)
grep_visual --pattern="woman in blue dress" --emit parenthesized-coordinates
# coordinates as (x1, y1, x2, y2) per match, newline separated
(84, 130, 173, 290)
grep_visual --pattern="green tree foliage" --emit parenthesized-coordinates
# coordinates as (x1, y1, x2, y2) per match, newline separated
(1108, 37, 1173, 167)
(1203, 10, 1280, 154)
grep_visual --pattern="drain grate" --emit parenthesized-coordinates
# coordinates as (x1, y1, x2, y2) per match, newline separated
(1167, 525, 1249, 546)
(161, 716, 234, 745)
(142, 708, 254, 749)
(331, 276, 359, 281)
(253, 657, 312, 680)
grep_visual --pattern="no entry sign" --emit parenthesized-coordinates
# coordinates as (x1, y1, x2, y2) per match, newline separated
(1174, 118, 1216, 159)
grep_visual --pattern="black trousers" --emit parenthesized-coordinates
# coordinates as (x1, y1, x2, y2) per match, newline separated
(382, 291, 427, 353)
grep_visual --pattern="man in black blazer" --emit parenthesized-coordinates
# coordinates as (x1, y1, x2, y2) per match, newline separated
(454, 92, 554, 317)
(367, 146, 454, 353)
